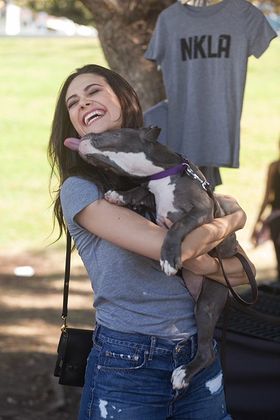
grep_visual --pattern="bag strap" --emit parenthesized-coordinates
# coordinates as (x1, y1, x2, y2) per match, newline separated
(215, 249, 258, 306)
(61, 230, 72, 330)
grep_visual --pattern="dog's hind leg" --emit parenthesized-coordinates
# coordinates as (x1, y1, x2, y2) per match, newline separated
(172, 278, 228, 390)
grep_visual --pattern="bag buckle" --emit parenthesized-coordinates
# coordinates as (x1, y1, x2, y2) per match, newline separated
(61, 315, 67, 332)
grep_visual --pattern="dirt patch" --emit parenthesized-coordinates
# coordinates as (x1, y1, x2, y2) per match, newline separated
(0, 250, 93, 420)
(0, 245, 277, 419)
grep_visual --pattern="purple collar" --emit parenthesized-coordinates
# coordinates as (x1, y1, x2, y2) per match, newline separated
(148, 162, 188, 181)
(147, 160, 211, 192)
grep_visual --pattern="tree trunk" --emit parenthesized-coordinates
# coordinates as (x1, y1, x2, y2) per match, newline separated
(80, 0, 174, 111)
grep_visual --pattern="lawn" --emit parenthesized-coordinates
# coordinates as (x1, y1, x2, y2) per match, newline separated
(0, 36, 279, 255)
(217, 36, 280, 243)
(0, 37, 107, 253)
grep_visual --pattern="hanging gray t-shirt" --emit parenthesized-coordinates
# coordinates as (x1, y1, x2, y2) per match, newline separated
(144, 0, 277, 167)
(144, 100, 222, 188)
(60, 176, 196, 340)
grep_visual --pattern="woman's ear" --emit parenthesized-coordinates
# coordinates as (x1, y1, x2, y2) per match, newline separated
(139, 126, 161, 142)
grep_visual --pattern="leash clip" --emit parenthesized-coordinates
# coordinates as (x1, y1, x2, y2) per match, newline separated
(182, 162, 210, 191)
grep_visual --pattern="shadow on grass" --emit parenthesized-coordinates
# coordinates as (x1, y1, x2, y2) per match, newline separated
(0, 272, 89, 295)
(0, 350, 83, 420)
(0, 257, 94, 419)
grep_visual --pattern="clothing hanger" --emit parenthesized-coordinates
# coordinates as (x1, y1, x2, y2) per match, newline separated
(179, 0, 223, 6)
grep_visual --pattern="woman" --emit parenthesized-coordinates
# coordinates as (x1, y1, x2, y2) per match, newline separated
(251, 140, 280, 281)
(48, 64, 254, 420)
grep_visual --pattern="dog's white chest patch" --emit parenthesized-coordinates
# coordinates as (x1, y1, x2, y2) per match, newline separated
(148, 177, 177, 221)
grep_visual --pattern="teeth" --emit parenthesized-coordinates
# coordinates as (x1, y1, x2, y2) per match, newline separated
(84, 110, 104, 126)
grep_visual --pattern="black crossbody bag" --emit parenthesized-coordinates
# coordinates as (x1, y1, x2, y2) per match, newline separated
(54, 231, 94, 387)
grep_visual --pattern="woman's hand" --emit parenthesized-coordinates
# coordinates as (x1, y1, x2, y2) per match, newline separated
(160, 194, 245, 229)
(213, 246, 256, 287)
(183, 254, 219, 276)
(214, 193, 243, 216)
(161, 195, 246, 261)
(183, 245, 255, 287)
(250, 224, 260, 246)
(180, 203, 246, 262)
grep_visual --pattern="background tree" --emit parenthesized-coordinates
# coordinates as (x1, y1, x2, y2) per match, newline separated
(80, 0, 175, 110)
(14, 0, 280, 109)
(15, 0, 93, 26)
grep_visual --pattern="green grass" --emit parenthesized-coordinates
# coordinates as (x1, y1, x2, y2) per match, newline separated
(0, 36, 279, 254)
(217, 37, 280, 241)
(0, 37, 107, 253)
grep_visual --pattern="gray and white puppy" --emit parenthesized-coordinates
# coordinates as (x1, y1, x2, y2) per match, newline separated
(65, 126, 238, 390)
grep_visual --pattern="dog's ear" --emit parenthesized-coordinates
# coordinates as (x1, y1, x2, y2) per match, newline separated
(139, 126, 161, 142)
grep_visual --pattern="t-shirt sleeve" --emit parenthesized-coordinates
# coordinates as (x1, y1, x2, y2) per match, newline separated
(60, 176, 102, 226)
(245, 4, 277, 58)
(144, 13, 166, 64)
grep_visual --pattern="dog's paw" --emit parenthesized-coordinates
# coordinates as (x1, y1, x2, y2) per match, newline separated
(160, 259, 178, 276)
(104, 190, 126, 206)
(171, 366, 189, 390)
(160, 244, 182, 276)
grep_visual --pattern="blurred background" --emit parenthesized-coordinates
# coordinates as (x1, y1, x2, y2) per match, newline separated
(0, 1, 279, 419)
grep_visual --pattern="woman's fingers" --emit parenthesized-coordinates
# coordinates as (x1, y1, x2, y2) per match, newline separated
(157, 217, 173, 229)
(214, 193, 242, 215)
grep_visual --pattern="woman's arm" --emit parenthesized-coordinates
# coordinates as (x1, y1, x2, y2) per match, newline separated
(252, 162, 276, 223)
(75, 196, 246, 263)
(251, 161, 277, 245)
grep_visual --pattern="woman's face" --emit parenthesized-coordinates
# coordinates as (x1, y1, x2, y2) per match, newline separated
(65, 73, 122, 137)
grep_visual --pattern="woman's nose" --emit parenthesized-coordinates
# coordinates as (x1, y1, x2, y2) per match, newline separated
(80, 96, 92, 108)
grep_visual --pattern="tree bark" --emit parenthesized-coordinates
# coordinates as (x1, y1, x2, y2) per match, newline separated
(80, 0, 174, 111)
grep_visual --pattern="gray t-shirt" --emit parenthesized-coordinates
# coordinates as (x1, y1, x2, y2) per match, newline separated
(144, 100, 222, 188)
(60, 176, 196, 339)
(144, 0, 277, 168)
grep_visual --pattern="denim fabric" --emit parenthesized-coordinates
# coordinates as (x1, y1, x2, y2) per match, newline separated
(78, 325, 231, 420)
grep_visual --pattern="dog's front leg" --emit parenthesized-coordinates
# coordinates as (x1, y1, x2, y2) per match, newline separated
(160, 209, 208, 276)
(105, 186, 154, 209)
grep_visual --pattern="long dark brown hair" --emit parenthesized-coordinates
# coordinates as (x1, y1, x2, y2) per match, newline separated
(48, 64, 143, 239)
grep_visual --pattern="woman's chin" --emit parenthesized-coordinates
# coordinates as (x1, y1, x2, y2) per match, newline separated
(82, 120, 122, 135)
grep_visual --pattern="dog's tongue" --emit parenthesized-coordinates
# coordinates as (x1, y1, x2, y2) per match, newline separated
(64, 137, 81, 151)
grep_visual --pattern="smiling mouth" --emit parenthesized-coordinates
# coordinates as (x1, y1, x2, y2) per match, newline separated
(83, 110, 105, 126)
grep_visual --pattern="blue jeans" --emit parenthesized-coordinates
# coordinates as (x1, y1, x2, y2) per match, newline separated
(78, 325, 231, 420)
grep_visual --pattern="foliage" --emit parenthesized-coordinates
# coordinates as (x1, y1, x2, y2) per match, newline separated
(14, 0, 93, 25)
(14, 1, 280, 24)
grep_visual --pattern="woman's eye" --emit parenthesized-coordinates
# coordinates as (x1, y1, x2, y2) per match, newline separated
(67, 101, 78, 109)
(88, 89, 99, 96)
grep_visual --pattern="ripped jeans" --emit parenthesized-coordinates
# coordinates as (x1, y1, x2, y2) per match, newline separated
(78, 325, 231, 420)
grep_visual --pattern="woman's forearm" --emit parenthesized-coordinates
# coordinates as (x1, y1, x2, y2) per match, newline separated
(77, 199, 246, 268)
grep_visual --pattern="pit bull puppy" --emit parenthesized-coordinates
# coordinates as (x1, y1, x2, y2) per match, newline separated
(64, 127, 242, 390)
